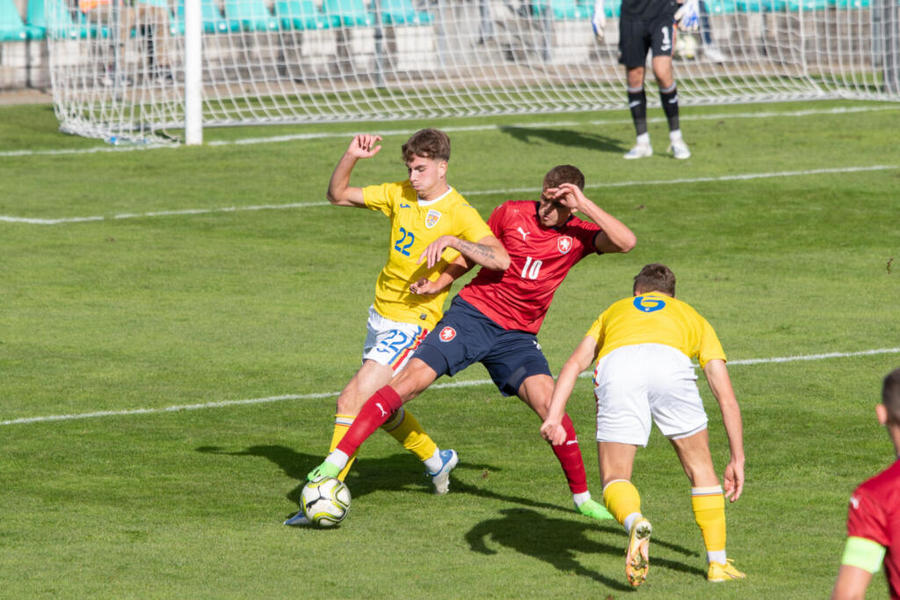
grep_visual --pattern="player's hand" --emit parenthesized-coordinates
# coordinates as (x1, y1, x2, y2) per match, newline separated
(539, 420, 567, 445)
(546, 183, 587, 212)
(591, 0, 606, 42)
(417, 235, 456, 269)
(347, 134, 382, 159)
(674, 0, 699, 32)
(723, 460, 744, 502)
(409, 277, 444, 295)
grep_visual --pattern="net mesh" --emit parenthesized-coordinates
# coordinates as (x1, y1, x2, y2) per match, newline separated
(45, 0, 900, 142)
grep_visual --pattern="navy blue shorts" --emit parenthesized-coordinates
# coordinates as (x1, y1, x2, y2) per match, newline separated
(413, 296, 551, 397)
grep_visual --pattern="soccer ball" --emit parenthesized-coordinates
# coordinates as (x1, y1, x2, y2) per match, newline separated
(675, 34, 698, 60)
(300, 477, 351, 527)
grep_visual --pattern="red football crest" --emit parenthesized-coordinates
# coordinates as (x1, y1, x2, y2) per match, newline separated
(557, 236, 573, 254)
(439, 326, 456, 342)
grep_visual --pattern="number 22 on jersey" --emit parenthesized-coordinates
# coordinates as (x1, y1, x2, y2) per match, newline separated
(394, 227, 415, 256)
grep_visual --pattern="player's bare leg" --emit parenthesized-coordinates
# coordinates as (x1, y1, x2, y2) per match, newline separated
(308, 359, 442, 480)
(518, 375, 613, 520)
(598, 441, 652, 586)
(332, 360, 394, 480)
(670, 430, 744, 581)
(337, 358, 447, 479)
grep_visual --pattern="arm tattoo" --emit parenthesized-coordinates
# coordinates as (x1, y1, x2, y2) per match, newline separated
(456, 239, 495, 262)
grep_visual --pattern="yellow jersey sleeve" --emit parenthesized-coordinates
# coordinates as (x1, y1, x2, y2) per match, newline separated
(362, 181, 405, 217)
(590, 294, 726, 367)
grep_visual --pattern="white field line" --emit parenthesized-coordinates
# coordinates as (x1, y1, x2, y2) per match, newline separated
(1, 104, 896, 159)
(2, 347, 898, 427)
(1, 164, 895, 225)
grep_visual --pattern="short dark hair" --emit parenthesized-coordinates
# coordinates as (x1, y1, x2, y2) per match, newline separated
(543, 165, 585, 190)
(402, 128, 451, 163)
(633, 263, 676, 296)
(883, 368, 900, 422)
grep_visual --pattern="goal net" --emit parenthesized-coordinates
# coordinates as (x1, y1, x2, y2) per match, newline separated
(44, 0, 900, 143)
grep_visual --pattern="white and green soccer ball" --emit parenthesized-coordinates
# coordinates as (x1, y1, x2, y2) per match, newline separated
(676, 34, 699, 60)
(301, 477, 351, 527)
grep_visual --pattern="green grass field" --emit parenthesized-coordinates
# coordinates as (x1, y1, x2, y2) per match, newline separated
(1, 98, 899, 599)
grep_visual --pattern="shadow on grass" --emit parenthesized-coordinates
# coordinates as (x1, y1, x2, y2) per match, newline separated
(197, 444, 597, 517)
(498, 126, 626, 155)
(465, 508, 704, 587)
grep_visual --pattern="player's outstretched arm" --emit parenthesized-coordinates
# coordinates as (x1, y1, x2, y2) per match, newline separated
(550, 183, 636, 254)
(417, 234, 510, 271)
(703, 359, 745, 502)
(326, 134, 383, 208)
(541, 335, 598, 445)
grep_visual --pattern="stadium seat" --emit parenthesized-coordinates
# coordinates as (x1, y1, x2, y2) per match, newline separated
(224, 0, 280, 31)
(378, 0, 431, 25)
(321, 0, 374, 26)
(0, 0, 29, 40)
(705, 0, 738, 13)
(783, 0, 828, 9)
(26, 0, 82, 38)
(577, 0, 620, 18)
(274, 0, 330, 29)
(79, 10, 110, 38)
(533, 0, 592, 19)
(173, 0, 230, 33)
(734, 0, 780, 11)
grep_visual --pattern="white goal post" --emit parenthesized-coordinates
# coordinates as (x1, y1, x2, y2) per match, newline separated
(43, 0, 900, 144)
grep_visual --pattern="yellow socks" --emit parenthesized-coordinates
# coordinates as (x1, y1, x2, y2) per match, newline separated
(381, 407, 438, 462)
(692, 486, 727, 561)
(603, 479, 642, 526)
(329, 414, 357, 481)
(328, 408, 438, 481)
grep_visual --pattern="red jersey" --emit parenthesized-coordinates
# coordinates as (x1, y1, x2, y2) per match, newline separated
(458, 200, 601, 333)
(846, 459, 900, 599)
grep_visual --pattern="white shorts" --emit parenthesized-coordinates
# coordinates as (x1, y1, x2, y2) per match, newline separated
(593, 343, 708, 446)
(362, 306, 430, 372)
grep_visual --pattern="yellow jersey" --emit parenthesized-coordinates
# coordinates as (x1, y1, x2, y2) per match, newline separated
(586, 293, 726, 368)
(363, 181, 493, 330)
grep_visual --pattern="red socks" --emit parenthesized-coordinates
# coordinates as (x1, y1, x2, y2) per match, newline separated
(549, 414, 589, 494)
(335, 386, 404, 456)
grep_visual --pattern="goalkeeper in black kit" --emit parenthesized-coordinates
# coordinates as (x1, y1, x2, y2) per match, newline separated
(593, 0, 695, 159)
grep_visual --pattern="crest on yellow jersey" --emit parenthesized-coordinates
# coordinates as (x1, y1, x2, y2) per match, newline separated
(425, 210, 442, 229)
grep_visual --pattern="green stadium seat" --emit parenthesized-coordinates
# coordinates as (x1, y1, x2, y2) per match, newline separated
(735, 0, 780, 11)
(705, 0, 738, 13)
(79, 9, 110, 37)
(224, 0, 280, 31)
(0, 0, 29, 40)
(378, 0, 431, 25)
(582, 0, 621, 18)
(173, 0, 230, 33)
(533, 0, 592, 19)
(832, 0, 870, 6)
(26, 0, 82, 38)
(274, 0, 330, 29)
(322, 0, 374, 26)
(783, 0, 828, 9)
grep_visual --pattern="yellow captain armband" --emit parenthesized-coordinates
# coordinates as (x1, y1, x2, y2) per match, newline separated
(841, 536, 887, 573)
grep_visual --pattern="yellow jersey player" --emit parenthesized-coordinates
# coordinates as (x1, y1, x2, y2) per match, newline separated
(540, 263, 746, 586)
(285, 129, 509, 526)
